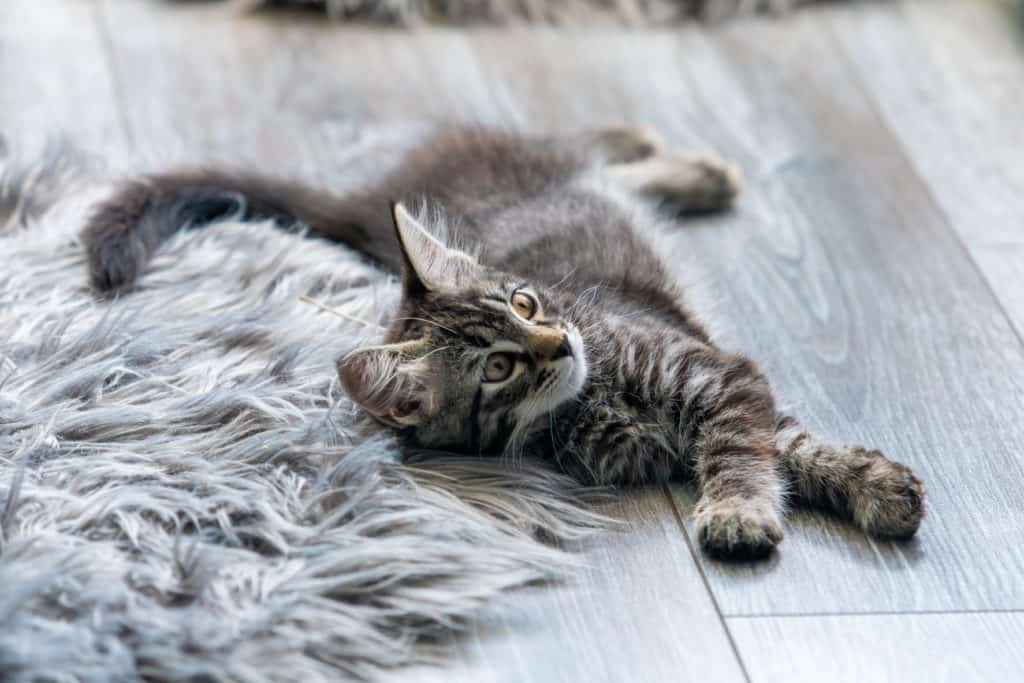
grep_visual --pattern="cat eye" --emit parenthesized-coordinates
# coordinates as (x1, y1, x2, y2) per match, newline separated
(511, 290, 538, 320)
(483, 352, 515, 382)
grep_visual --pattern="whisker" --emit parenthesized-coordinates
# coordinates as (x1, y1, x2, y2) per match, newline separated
(549, 266, 578, 290)
(391, 316, 460, 336)
(299, 295, 386, 329)
(419, 345, 452, 360)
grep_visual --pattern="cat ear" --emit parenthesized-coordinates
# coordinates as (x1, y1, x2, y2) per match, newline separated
(337, 338, 438, 427)
(391, 202, 479, 295)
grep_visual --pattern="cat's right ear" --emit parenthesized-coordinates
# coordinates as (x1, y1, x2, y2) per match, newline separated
(337, 338, 438, 427)
(390, 201, 479, 296)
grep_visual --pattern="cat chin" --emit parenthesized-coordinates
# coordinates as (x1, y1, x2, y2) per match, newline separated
(513, 348, 588, 431)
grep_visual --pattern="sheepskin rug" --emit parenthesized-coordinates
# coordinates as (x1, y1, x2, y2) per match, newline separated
(0, 139, 608, 682)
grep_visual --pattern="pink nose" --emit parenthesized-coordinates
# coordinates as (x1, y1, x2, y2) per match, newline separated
(528, 328, 571, 361)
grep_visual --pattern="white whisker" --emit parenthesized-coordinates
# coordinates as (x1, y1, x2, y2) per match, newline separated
(299, 295, 385, 329)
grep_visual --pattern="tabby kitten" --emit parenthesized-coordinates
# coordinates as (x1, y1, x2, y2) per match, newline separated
(83, 126, 924, 560)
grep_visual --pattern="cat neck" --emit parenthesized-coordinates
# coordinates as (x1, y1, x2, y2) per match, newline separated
(523, 310, 709, 463)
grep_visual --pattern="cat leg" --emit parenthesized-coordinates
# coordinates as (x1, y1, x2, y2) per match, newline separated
(606, 152, 743, 212)
(567, 126, 665, 164)
(688, 351, 786, 560)
(775, 416, 925, 539)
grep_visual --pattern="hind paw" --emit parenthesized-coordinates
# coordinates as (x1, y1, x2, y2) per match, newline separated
(608, 152, 743, 212)
(591, 126, 665, 164)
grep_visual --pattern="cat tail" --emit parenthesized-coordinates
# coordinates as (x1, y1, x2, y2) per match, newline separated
(82, 169, 401, 293)
(774, 415, 925, 539)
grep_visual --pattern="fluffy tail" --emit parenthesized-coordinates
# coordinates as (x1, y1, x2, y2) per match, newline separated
(774, 415, 925, 539)
(82, 170, 400, 293)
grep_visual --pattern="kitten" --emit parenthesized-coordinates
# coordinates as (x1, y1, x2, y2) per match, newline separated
(82, 126, 924, 560)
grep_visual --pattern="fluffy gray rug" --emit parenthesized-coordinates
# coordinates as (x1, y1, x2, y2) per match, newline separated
(0, 139, 609, 682)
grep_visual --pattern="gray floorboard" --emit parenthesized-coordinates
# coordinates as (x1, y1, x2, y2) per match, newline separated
(729, 612, 1024, 683)
(830, 0, 1024, 336)
(658, 11, 1024, 614)
(0, 0, 125, 149)
(402, 491, 746, 683)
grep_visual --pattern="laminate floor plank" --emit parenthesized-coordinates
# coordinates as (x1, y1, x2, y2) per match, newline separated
(401, 491, 746, 683)
(729, 612, 1024, 683)
(829, 0, 1024, 336)
(0, 0, 125, 151)
(644, 11, 1024, 614)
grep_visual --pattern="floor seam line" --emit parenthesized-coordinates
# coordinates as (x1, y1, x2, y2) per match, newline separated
(726, 608, 1024, 619)
(827, 1, 1024, 354)
(90, 0, 135, 147)
(664, 484, 754, 683)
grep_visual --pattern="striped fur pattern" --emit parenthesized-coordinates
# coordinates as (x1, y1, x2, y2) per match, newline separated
(82, 125, 924, 560)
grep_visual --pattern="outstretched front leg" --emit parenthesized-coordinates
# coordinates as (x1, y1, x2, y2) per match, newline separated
(685, 349, 786, 560)
(775, 416, 925, 539)
(559, 336, 786, 560)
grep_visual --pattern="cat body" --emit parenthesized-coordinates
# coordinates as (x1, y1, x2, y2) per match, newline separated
(83, 126, 924, 559)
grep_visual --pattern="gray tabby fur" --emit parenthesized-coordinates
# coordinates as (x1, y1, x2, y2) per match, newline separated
(0, 140, 609, 682)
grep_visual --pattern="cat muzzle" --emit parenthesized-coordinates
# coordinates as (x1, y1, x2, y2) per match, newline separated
(527, 327, 572, 361)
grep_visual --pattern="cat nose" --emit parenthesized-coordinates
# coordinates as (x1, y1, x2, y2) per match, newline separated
(552, 336, 573, 360)
(527, 328, 572, 361)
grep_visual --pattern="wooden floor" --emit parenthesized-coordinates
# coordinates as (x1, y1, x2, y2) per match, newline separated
(5, 0, 1024, 680)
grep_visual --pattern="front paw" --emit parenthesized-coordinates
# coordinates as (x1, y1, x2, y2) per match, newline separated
(851, 455, 925, 540)
(695, 497, 784, 561)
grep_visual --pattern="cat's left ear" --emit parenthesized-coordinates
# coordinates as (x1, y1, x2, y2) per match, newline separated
(337, 338, 439, 427)
(391, 202, 480, 296)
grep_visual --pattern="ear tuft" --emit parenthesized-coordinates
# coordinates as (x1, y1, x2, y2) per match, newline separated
(337, 339, 437, 427)
(391, 202, 480, 294)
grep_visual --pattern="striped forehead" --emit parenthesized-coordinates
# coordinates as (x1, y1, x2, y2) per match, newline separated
(422, 296, 519, 343)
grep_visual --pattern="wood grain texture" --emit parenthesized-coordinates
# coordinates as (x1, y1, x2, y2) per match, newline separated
(403, 491, 745, 683)
(653, 12, 1024, 614)
(93, 0, 318, 163)
(829, 0, 1024, 336)
(0, 0, 126, 149)
(729, 612, 1024, 683)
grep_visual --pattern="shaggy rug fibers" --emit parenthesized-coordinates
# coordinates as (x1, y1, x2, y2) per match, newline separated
(0, 139, 608, 682)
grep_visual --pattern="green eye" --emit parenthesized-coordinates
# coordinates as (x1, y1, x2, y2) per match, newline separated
(483, 352, 515, 382)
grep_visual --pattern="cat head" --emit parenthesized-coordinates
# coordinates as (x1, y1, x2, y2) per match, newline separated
(337, 203, 587, 454)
